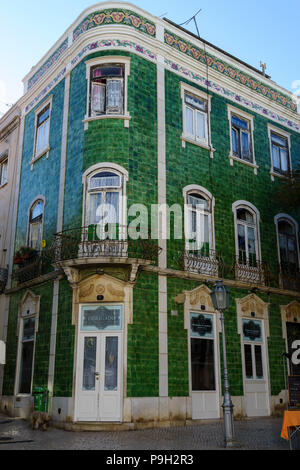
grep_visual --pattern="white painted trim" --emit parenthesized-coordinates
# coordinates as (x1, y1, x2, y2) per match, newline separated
(274, 213, 300, 271)
(84, 56, 131, 129)
(31, 95, 53, 166)
(227, 104, 257, 173)
(232, 200, 262, 262)
(267, 123, 292, 180)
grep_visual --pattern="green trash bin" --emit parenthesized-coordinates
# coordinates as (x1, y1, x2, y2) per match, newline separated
(33, 386, 49, 412)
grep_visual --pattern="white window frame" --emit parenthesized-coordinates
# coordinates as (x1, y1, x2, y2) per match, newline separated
(15, 291, 40, 397)
(232, 200, 261, 264)
(0, 154, 8, 188)
(183, 185, 215, 253)
(274, 213, 300, 272)
(267, 124, 292, 181)
(30, 96, 53, 167)
(82, 163, 128, 240)
(84, 57, 131, 130)
(180, 82, 215, 156)
(227, 105, 258, 174)
(27, 196, 45, 252)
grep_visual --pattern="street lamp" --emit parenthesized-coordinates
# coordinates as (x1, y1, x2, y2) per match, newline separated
(210, 279, 235, 448)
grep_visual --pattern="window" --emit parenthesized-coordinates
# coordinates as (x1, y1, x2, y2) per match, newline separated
(242, 319, 264, 380)
(18, 316, 36, 394)
(184, 92, 208, 143)
(233, 202, 262, 279)
(278, 219, 298, 270)
(85, 57, 131, 129)
(270, 131, 290, 175)
(185, 188, 213, 255)
(35, 104, 50, 156)
(190, 313, 216, 391)
(231, 114, 252, 162)
(84, 164, 128, 241)
(0, 157, 8, 186)
(28, 199, 44, 251)
(89, 65, 124, 116)
(236, 207, 258, 265)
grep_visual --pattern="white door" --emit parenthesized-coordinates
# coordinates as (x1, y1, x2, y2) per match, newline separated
(190, 312, 220, 419)
(75, 305, 123, 422)
(242, 318, 270, 417)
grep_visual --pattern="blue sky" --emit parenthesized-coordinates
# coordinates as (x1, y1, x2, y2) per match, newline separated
(0, 0, 299, 116)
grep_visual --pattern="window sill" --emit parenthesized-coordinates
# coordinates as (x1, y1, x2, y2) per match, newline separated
(228, 154, 258, 174)
(29, 147, 50, 169)
(83, 114, 131, 130)
(181, 135, 215, 157)
(0, 181, 8, 190)
(270, 170, 292, 181)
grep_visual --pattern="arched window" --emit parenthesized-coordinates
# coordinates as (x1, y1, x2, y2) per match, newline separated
(233, 202, 261, 266)
(277, 219, 298, 270)
(83, 164, 128, 240)
(28, 199, 44, 251)
(184, 186, 214, 256)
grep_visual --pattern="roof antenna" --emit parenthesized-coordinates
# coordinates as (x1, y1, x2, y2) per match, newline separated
(179, 8, 202, 37)
(259, 61, 267, 76)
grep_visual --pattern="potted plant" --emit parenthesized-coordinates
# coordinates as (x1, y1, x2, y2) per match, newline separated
(14, 246, 38, 266)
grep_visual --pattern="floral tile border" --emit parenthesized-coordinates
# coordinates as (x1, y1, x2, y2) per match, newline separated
(73, 9, 156, 41)
(165, 58, 300, 133)
(25, 68, 66, 114)
(164, 30, 297, 113)
(27, 39, 69, 91)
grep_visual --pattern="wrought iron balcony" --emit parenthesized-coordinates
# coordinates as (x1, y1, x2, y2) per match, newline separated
(12, 257, 43, 285)
(50, 225, 161, 264)
(184, 247, 220, 277)
(233, 252, 265, 285)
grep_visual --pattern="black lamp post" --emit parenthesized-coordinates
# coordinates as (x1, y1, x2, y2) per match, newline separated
(210, 280, 235, 448)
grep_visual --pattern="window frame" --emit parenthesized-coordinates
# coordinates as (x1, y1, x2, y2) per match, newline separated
(274, 213, 300, 273)
(0, 154, 8, 188)
(232, 201, 261, 265)
(31, 96, 53, 166)
(82, 163, 129, 240)
(227, 105, 258, 173)
(84, 57, 131, 130)
(27, 197, 45, 252)
(183, 185, 215, 254)
(180, 82, 215, 155)
(267, 124, 292, 180)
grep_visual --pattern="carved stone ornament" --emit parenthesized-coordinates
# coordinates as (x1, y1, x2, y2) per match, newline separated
(282, 301, 300, 323)
(78, 274, 126, 303)
(238, 293, 267, 319)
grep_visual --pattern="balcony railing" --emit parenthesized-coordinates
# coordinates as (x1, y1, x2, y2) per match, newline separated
(233, 252, 265, 285)
(184, 248, 220, 277)
(51, 225, 161, 264)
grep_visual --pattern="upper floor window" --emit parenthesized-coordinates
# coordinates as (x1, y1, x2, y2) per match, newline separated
(0, 157, 8, 186)
(231, 114, 252, 162)
(90, 65, 124, 116)
(233, 202, 261, 266)
(84, 57, 131, 129)
(83, 164, 128, 240)
(277, 217, 299, 271)
(184, 187, 214, 255)
(28, 199, 44, 251)
(270, 132, 290, 175)
(35, 104, 50, 156)
(268, 125, 291, 179)
(181, 83, 212, 151)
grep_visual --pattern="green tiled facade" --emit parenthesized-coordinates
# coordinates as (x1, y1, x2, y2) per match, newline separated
(1, 3, 300, 425)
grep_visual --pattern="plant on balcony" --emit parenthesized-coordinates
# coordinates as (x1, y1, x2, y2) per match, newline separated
(14, 246, 39, 267)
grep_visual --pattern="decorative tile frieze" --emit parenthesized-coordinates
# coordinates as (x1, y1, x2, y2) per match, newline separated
(73, 8, 156, 41)
(25, 68, 66, 114)
(164, 58, 300, 133)
(164, 30, 297, 113)
(27, 39, 69, 90)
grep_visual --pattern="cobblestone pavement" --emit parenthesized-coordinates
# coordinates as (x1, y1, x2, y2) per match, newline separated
(0, 413, 292, 451)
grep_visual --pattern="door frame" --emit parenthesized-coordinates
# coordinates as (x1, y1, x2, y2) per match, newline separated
(74, 303, 124, 423)
(187, 308, 221, 419)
